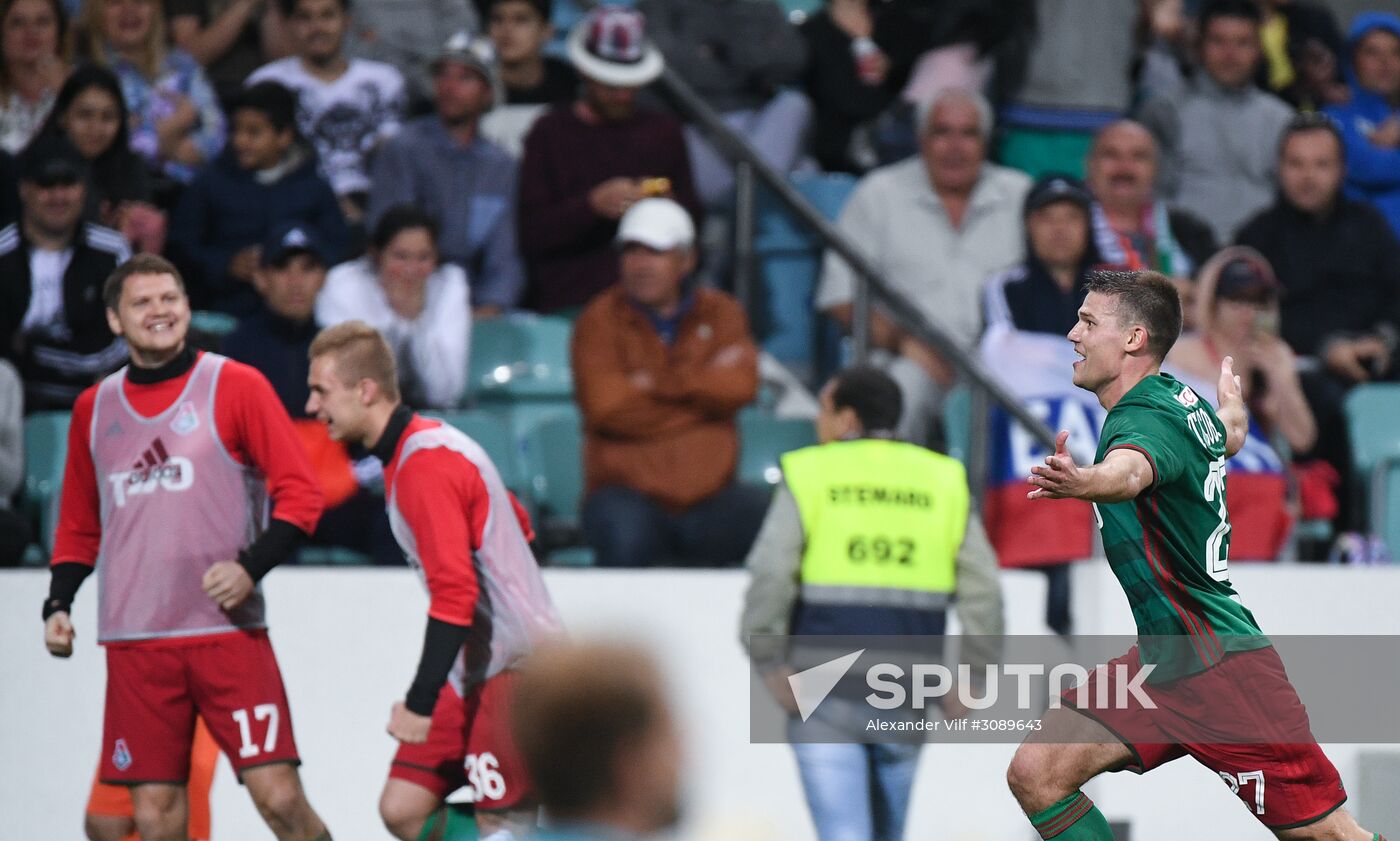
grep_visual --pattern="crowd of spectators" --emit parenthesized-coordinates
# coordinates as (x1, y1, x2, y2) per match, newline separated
(2, 0, 1398, 567)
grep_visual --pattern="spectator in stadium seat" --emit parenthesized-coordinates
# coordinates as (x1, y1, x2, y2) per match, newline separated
(0, 0, 69, 156)
(1168, 247, 1316, 457)
(167, 0, 291, 106)
(316, 205, 469, 409)
(1138, 0, 1294, 244)
(740, 365, 1002, 841)
(74, 0, 226, 185)
(797, 0, 921, 175)
(247, 0, 405, 222)
(980, 173, 1098, 636)
(0, 358, 28, 565)
(517, 6, 701, 314)
(513, 641, 684, 841)
(347, 0, 477, 110)
(1256, 0, 1348, 111)
(1236, 114, 1400, 527)
(816, 87, 1030, 445)
(1323, 12, 1400, 239)
(369, 33, 523, 316)
(983, 173, 1100, 338)
(1084, 121, 1216, 278)
(573, 197, 766, 568)
(224, 222, 399, 564)
(477, 0, 574, 157)
(0, 136, 129, 412)
(169, 81, 348, 315)
(487, 0, 573, 106)
(996, 0, 1139, 179)
(637, 0, 809, 208)
(34, 65, 163, 252)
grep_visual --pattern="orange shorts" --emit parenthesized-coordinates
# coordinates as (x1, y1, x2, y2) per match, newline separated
(86, 716, 218, 841)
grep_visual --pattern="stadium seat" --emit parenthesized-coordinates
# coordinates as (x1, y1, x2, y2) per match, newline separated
(942, 386, 973, 467)
(297, 547, 373, 565)
(467, 314, 573, 401)
(467, 314, 576, 441)
(738, 411, 815, 486)
(189, 310, 239, 338)
(22, 411, 70, 554)
(518, 410, 591, 564)
(754, 173, 858, 380)
(428, 410, 522, 493)
(1344, 384, 1400, 556)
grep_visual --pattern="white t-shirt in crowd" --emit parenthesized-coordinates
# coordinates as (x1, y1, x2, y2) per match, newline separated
(21, 247, 74, 336)
(247, 57, 406, 196)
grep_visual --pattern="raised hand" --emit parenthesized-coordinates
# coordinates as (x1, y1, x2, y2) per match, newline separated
(1027, 430, 1082, 500)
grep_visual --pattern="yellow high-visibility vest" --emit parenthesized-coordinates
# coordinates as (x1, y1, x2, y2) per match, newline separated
(782, 439, 968, 611)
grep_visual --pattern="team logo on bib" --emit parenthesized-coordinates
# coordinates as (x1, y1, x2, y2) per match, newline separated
(171, 401, 200, 435)
(1175, 387, 1199, 408)
(112, 738, 133, 771)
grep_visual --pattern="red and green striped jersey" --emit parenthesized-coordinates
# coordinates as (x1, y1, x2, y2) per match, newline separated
(1093, 374, 1268, 680)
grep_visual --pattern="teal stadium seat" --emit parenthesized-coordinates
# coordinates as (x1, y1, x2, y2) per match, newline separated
(23, 411, 70, 555)
(738, 411, 816, 487)
(467, 315, 575, 441)
(189, 310, 239, 338)
(1344, 384, 1400, 557)
(518, 410, 592, 565)
(429, 410, 522, 493)
(942, 386, 973, 467)
(754, 173, 858, 380)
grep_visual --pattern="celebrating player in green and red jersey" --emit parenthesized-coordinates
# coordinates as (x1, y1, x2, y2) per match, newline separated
(1006, 270, 1384, 841)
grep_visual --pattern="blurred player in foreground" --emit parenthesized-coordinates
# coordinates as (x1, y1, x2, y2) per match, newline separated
(306, 321, 563, 841)
(43, 254, 331, 840)
(1007, 270, 1382, 840)
(85, 719, 216, 841)
(512, 641, 684, 840)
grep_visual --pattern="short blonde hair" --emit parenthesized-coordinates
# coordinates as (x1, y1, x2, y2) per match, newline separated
(309, 321, 400, 403)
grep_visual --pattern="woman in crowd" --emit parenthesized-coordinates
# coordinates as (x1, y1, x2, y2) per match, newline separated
(33, 64, 164, 250)
(0, 0, 69, 154)
(315, 205, 470, 410)
(71, 0, 223, 185)
(1166, 246, 1316, 560)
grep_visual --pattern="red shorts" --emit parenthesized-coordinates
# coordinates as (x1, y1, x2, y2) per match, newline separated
(87, 717, 218, 840)
(390, 671, 534, 810)
(1066, 645, 1346, 830)
(102, 629, 300, 784)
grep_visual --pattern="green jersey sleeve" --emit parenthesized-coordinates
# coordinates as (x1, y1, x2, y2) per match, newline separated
(1100, 407, 1187, 489)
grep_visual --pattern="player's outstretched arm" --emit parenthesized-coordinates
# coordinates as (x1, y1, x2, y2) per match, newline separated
(1028, 431, 1154, 504)
(1216, 355, 1249, 459)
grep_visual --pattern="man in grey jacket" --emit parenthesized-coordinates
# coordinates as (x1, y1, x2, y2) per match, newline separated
(740, 365, 1003, 841)
(1138, 0, 1294, 243)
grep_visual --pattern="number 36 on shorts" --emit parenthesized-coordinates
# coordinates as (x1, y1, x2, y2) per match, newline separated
(463, 752, 506, 802)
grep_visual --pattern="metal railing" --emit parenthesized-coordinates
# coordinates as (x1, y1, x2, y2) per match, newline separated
(655, 65, 1058, 494)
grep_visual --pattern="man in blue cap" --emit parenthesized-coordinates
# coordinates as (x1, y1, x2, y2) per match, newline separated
(224, 222, 398, 564)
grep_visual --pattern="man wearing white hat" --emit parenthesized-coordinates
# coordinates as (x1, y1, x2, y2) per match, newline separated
(571, 197, 769, 568)
(518, 6, 703, 313)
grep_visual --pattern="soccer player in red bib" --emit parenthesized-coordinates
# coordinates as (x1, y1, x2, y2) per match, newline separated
(1006, 270, 1381, 841)
(305, 321, 564, 841)
(43, 255, 332, 841)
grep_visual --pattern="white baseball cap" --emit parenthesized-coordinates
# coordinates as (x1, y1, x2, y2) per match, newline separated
(616, 198, 695, 250)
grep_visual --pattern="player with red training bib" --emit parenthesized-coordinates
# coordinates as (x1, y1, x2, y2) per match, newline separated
(1007, 270, 1382, 841)
(43, 255, 332, 841)
(305, 321, 564, 841)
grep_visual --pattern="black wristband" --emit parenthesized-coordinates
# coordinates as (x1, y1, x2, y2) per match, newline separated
(43, 562, 93, 620)
(405, 617, 471, 716)
(237, 519, 306, 583)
